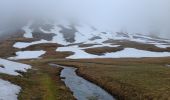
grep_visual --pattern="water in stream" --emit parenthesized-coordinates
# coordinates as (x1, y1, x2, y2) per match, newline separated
(50, 64, 115, 100)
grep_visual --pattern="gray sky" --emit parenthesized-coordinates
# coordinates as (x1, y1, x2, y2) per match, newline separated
(0, 0, 170, 38)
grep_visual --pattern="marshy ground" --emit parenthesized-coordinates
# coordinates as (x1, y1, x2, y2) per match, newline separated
(1, 31, 170, 100)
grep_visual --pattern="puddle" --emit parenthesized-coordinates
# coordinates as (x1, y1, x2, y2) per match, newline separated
(49, 63, 115, 100)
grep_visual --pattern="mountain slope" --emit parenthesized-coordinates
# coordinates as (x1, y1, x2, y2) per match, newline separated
(8, 21, 170, 60)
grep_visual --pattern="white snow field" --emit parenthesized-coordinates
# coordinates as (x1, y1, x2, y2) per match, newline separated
(13, 22, 170, 59)
(13, 39, 50, 49)
(9, 50, 46, 60)
(104, 48, 170, 58)
(0, 79, 21, 100)
(14, 23, 170, 49)
(57, 46, 170, 59)
(23, 21, 33, 38)
(0, 58, 31, 76)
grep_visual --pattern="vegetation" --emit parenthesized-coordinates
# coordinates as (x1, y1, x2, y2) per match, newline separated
(0, 60, 75, 100)
(104, 40, 170, 52)
(84, 46, 124, 55)
(1, 33, 170, 100)
(51, 58, 170, 100)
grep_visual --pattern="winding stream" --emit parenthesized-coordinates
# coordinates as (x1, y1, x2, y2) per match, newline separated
(49, 63, 115, 100)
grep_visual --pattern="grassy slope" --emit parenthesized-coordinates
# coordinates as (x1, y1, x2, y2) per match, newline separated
(0, 34, 75, 100)
(1, 33, 170, 100)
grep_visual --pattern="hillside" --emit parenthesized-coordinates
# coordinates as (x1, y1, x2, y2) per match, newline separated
(0, 21, 170, 100)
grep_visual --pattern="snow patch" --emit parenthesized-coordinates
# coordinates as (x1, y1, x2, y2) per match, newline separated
(0, 58, 31, 76)
(57, 46, 170, 59)
(51, 26, 69, 45)
(9, 50, 46, 60)
(57, 46, 98, 59)
(13, 39, 50, 49)
(155, 44, 170, 48)
(83, 44, 120, 49)
(104, 48, 170, 58)
(23, 21, 33, 38)
(13, 25, 69, 49)
(0, 79, 21, 100)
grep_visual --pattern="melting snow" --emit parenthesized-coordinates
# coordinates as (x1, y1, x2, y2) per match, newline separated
(155, 44, 170, 48)
(15, 23, 170, 50)
(13, 39, 50, 49)
(83, 44, 120, 49)
(0, 79, 21, 100)
(51, 26, 69, 45)
(0, 58, 31, 76)
(9, 50, 46, 60)
(13, 22, 170, 60)
(104, 48, 170, 58)
(13, 25, 69, 49)
(57, 46, 99, 59)
(23, 21, 33, 38)
(57, 46, 170, 59)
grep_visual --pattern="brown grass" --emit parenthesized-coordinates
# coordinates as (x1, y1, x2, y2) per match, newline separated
(51, 57, 170, 100)
(0, 60, 75, 100)
(0, 31, 75, 100)
(104, 40, 170, 52)
(1, 30, 170, 100)
(21, 43, 74, 59)
(84, 46, 124, 55)
(22, 43, 62, 51)
(0, 30, 40, 58)
(0, 33, 74, 59)
(0, 31, 25, 58)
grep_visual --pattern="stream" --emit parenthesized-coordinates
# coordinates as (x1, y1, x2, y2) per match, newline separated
(49, 63, 115, 100)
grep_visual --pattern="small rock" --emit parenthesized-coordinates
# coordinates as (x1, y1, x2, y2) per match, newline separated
(0, 64, 5, 68)
(165, 64, 170, 67)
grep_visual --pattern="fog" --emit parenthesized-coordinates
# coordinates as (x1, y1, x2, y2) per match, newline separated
(0, 0, 170, 38)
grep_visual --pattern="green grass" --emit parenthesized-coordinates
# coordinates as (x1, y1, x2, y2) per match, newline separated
(0, 60, 75, 100)
(40, 74, 58, 100)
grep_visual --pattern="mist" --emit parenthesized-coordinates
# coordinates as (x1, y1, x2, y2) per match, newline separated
(0, 0, 170, 38)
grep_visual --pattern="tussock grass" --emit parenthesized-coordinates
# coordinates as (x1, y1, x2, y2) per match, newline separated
(50, 58, 170, 100)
